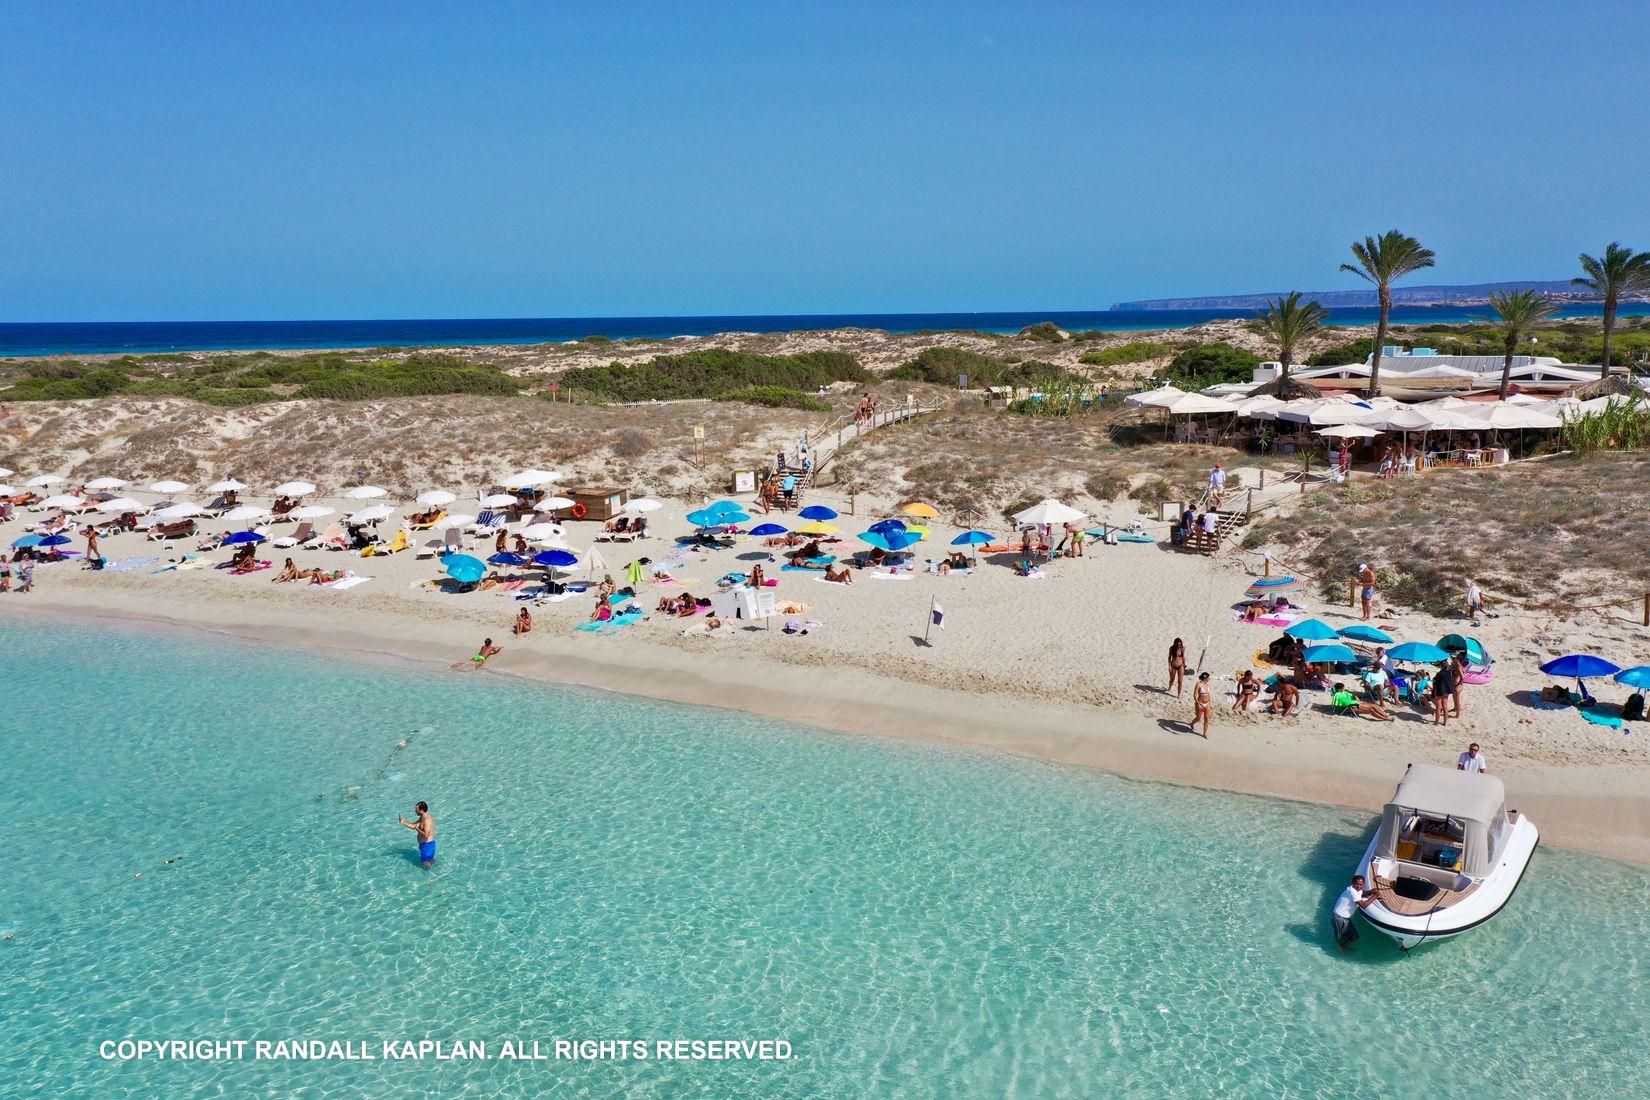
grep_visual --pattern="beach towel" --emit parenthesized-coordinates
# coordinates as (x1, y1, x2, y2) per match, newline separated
(103, 556, 160, 574)
(324, 575, 372, 591)
(813, 575, 852, 587)
(1238, 613, 1297, 628)
(781, 564, 828, 573)
(869, 571, 913, 581)
(153, 558, 204, 574)
(1580, 706, 1629, 732)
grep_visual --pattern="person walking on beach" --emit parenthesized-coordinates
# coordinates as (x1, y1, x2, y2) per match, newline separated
(1457, 743, 1487, 773)
(1447, 654, 1465, 719)
(1168, 638, 1187, 698)
(398, 801, 436, 867)
(1332, 874, 1374, 950)
(1466, 580, 1493, 620)
(1192, 672, 1212, 738)
(18, 560, 34, 593)
(1208, 462, 1226, 507)
(1357, 562, 1378, 620)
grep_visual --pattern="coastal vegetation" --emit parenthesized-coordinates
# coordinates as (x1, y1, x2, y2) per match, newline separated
(887, 346, 1078, 389)
(713, 385, 831, 412)
(0, 352, 520, 405)
(556, 349, 870, 403)
(1339, 230, 1437, 395)
(1078, 341, 1174, 368)
(1253, 292, 1327, 389)
(1158, 342, 1261, 388)
(1488, 290, 1558, 399)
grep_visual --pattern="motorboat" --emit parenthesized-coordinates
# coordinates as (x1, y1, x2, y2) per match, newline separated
(1352, 764, 1538, 949)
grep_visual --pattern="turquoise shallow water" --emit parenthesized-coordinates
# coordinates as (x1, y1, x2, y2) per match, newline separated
(5, 618, 1649, 1097)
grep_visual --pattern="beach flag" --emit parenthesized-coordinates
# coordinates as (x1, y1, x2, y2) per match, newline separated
(931, 602, 945, 630)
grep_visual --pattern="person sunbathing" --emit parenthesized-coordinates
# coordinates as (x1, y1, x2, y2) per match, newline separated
(1234, 670, 1260, 710)
(494, 529, 508, 553)
(822, 564, 853, 584)
(629, 518, 648, 538)
(228, 544, 257, 569)
(747, 563, 766, 588)
(273, 558, 301, 582)
(1268, 681, 1300, 716)
(1333, 683, 1396, 721)
(589, 598, 613, 623)
(787, 541, 825, 567)
(604, 516, 630, 533)
(476, 571, 506, 591)
(271, 495, 296, 518)
(513, 607, 533, 635)
(511, 534, 529, 555)
(597, 574, 617, 598)
(1241, 601, 1265, 622)
(303, 568, 346, 585)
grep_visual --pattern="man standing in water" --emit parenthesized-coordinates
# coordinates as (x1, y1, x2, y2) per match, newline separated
(399, 801, 436, 867)
(1333, 874, 1374, 949)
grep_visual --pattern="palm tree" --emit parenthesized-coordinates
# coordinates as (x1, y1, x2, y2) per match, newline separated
(1340, 230, 1436, 396)
(1487, 289, 1556, 399)
(1573, 242, 1650, 379)
(1255, 291, 1328, 388)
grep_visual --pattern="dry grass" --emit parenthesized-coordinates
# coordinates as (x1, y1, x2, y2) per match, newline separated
(1246, 453, 1650, 614)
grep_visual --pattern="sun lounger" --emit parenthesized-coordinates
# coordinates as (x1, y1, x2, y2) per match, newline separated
(273, 521, 316, 549)
(468, 509, 504, 536)
(147, 519, 197, 541)
(362, 529, 409, 556)
(307, 522, 344, 550)
(407, 510, 445, 531)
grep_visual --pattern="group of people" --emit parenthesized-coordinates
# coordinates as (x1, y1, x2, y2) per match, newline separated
(1172, 507, 1220, 550)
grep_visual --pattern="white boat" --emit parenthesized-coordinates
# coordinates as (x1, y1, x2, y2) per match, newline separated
(1353, 764, 1539, 949)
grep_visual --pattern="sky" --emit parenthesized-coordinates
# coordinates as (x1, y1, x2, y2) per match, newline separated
(3, 1, 1649, 321)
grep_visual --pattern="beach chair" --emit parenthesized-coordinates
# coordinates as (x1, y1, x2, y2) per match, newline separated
(362, 528, 410, 557)
(441, 527, 465, 555)
(273, 521, 315, 549)
(407, 509, 445, 531)
(468, 509, 504, 536)
(306, 522, 344, 550)
(147, 518, 197, 541)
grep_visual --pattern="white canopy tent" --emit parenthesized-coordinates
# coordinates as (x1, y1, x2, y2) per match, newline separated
(1011, 499, 1086, 527)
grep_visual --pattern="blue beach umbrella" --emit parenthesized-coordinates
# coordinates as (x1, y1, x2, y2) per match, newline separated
(1613, 666, 1650, 690)
(868, 518, 907, 536)
(220, 530, 265, 546)
(1388, 641, 1451, 664)
(798, 505, 838, 522)
(951, 530, 994, 546)
(685, 509, 719, 527)
(1302, 643, 1358, 665)
(487, 551, 528, 566)
(36, 534, 72, 547)
(749, 522, 789, 537)
(1247, 576, 1297, 590)
(859, 530, 921, 552)
(706, 500, 744, 517)
(1284, 619, 1340, 641)
(1539, 654, 1620, 679)
(11, 534, 44, 548)
(717, 512, 751, 526)
(533, 549, 580, 569)
(1337, 624, 1394, 644)
(443, 554, 487, 584)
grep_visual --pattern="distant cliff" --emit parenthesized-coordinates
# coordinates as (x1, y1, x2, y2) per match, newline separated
(1111, 280, 1589, 311)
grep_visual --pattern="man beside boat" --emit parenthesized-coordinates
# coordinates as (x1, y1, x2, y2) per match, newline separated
(1332, 874, 1376, 950)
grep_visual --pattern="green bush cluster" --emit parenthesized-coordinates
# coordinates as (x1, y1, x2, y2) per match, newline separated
(1079, 341, 1174, 367)
(888, 346, 1078, 388)
(1160, 342, 1262, 387)
(558, 349, 869, 403)
(0, 350, 521, 405)
(1016, 321, 1065, 342)
(714, 386, 831, 411)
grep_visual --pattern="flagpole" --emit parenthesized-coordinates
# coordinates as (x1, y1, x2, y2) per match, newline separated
(924, 594, 934, 643)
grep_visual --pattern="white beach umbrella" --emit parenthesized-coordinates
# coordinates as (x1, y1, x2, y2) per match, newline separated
(40, 493, 86, 509)
(621, 497, 663, 514)
(95, 496, 145, 512)
(1463, 404, 1563, 430)
(274, 480, 318, 497)
(343, 485, 388, 500)
(289, 504, 335, 519)
(221, 505, 272, 522)
(416, 489, 457, 507)
(349, 504, 396, 522)
(83, 476, 127, 491)
(1314, 424, 1380, 439)
(434, 513, 476, 529)
(519, 522, 564, 541)
(1277, 400, 1381, 427)
(1372, 408, 1444, 432)
(26, 474, 64, 488)
(1163, 392, 1239, 415)
(1503, 393, 1550, 406)
(1406, 364, 1478, 379)
(1012, 499, 1087, 527)
(1417, 397, 1475, 412)
(205, 478, 247, 493)
(1232, 396, 1285, 417)
(147, 479, 189, 495)
(534, 496, 577, 511)
(0, 467, 12, 479)
(479, 493, 521, 508)
(0, 485, 14, 497)
(500, 469, 560, 488)
(1125, 384, 1186, 409)
(153, 502, 206, 519)
(585, 544, 608, 579)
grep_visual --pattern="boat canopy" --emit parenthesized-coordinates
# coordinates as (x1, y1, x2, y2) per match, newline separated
(1376, 764, 1507, 878)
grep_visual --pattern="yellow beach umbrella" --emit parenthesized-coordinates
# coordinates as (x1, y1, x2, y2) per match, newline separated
(796, 520, 839, 535)
(905, 525, 930, 540)
(901, 502, 939, 518)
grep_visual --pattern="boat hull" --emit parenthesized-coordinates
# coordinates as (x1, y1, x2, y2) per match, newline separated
(1353, 816, 1539, 950)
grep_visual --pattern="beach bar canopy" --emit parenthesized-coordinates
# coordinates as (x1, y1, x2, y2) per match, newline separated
(1125, 384, 1186, 408)
(1376, 764, 1507, 878)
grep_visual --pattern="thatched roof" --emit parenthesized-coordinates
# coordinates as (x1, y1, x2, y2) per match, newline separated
(1246, 375, 1324, 400)
(1569, 373, 1642, 399)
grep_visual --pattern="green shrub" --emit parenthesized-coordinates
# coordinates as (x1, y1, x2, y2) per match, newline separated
(714, 386, 831, 411)
(1161, 342, 1262, 388)
(1080, 341, 1173, 368)
(1017, 321, 1065, 342)
(560, 349, 868, 403)
(889, 346, 1078, 389)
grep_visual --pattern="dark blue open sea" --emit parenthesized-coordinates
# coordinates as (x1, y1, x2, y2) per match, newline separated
(0, 304, 1640, 358)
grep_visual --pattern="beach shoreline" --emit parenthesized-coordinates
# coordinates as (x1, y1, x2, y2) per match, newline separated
(9, 583, 1649, 868)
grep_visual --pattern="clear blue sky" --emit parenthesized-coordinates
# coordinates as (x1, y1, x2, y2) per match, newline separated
(4, 1, 1647, 321)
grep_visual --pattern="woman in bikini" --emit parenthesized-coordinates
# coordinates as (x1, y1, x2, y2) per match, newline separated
(822, 564, 853, 585)
(513, 607, 532, 635)
(273, 557, 301, 582)
(1234, 669, 1259, 711)
(1168, 638, 1187, 698)
(748, 563, 766, 588)
(1193, 672, 1212, 738)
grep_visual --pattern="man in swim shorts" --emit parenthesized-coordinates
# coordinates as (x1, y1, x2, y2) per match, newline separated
(399, 801, 436, 866)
